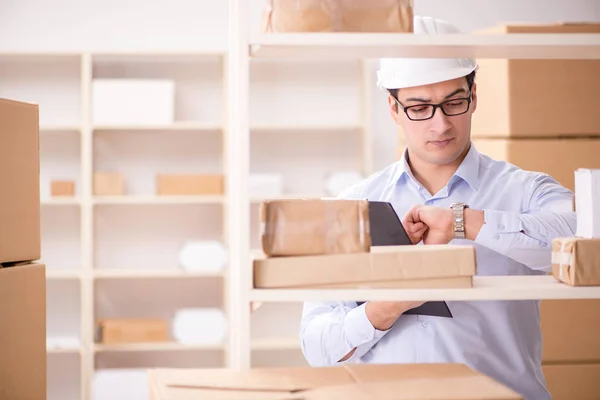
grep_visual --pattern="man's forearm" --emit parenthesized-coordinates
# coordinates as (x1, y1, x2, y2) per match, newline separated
(465, 208, 576, 270)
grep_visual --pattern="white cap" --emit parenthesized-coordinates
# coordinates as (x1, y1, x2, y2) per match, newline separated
(376, 16, 478, 90)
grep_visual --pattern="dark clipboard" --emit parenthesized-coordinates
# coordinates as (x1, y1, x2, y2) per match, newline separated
(356, 201, 452, 318)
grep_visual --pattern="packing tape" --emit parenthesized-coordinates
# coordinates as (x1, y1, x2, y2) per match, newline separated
(551, 240, 574, 282)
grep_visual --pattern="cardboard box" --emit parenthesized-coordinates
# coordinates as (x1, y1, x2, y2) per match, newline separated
(472, 23, 600, 138)
(92, 79, 175, 125)
(156, 174, 224, 195)
(0, 98, 41, 264)
(93, 172, 125, 196)
(471, 138, 600, 191)
(261, 0, 414, 33)
(0, 263, 47, 400)
(254, 245, 476, 288)
(50, 180, 75, 196)
(543, 363, 600, 400)
(551, 237, 600, 286)
(260, 199, 371, 257)
(541, 299, 600, 363)
(95, 318, 169, 344)
(148, 363, 522, 400)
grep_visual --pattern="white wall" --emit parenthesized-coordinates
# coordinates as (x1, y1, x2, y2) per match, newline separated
(2, 0, 599, 169)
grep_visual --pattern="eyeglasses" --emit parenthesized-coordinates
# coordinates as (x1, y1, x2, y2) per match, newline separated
(393, 94, 473, 121)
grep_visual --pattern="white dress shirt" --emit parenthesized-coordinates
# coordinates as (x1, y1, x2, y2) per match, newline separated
(300, 143, 576, 400)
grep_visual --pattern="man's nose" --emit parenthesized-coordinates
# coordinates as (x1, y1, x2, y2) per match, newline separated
(429, 106, 452, 134)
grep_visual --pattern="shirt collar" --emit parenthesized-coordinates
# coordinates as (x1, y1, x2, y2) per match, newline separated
(391, 142, 480, 191)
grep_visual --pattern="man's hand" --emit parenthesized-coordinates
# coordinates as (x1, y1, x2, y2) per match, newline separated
(402, 205, 454, 244)
(403, 205, 485, 244)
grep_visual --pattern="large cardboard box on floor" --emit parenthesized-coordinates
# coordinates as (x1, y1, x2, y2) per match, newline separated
(148, 363, 522, 400)
(472, 138, 600, 191)
(0, 98, 41, 264)
(471, 23, 600, 138)
(0, 263, 47, 400)
(254, 244, 476, 289)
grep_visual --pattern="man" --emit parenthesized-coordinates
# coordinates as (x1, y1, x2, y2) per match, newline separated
(299, 16, 576, 400)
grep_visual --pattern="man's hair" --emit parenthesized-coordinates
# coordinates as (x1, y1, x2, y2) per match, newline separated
(387, 70, 477, 104)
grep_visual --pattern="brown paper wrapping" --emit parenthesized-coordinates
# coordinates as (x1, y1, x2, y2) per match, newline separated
(551, 237, 600, 286)
(261, 0, 414, 33)
(260, 198, 370, 257)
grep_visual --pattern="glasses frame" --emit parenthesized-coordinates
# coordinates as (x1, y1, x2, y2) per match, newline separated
(392, 89, 474, 122)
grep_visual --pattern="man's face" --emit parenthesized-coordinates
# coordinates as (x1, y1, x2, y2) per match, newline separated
(388, 77, 477, 166)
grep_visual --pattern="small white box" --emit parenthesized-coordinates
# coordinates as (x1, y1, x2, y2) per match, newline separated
(92, 79, 175, 125)
(575, 168, 600, 238)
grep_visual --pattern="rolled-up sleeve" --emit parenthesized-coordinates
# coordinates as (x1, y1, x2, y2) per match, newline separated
(300, 301, 389, 366)
(475, 173, 576, 272)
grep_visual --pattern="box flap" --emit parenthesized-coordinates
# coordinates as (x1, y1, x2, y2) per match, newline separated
(477, 21, 600, 34)
(299, 376, 522, 400)
(149, 364, 522, 400)
(154, 366, 354, 392)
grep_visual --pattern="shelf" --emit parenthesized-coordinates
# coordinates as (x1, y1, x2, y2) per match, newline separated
(91, 50, 225, 63)
(94, 342, 224, 352)
(250, 276, 600, 302)
(249, 33, 600, 60)
(251, 337, 300, 351)
(250, 124, 362, 132)
(47, 347, 82, 354)
(41, 198, 81, 206)
(93, 122, 222, 132)
(250, 193, 324, 203)
(92, 195, 224, 205)
(93, 269, 224, 280)
(46, 270, 82, 280)
(41, 125, 81, 133)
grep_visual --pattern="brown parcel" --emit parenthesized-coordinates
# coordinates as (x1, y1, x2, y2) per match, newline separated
(472, 23, 600, 138)
(261, 0, 413, 33)
(0, 98, 40, 264)
(541, 299, 600, 363)
(543, 363, 600, 400)
(254, 244, 476, 288)
(260, 199, 371, 257)
(95, 318, 169, 344)
(0, 263, 46, 400)
(552, 237, 600, 286)
(93, 172, 125, 196)
(471, 138, 600, 191)
(148, 363, 522, 400)
(51, 180, 75, 196)
(156, 174, 224, 195)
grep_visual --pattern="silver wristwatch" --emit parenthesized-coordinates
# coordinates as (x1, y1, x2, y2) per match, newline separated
(450, 202, 469, 239)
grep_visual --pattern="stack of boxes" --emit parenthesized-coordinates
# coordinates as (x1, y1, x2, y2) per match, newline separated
(0, 98, 46, 399)
(396, 22, 600, 400)
(253, 198, 477, 289)
(544, 169, 600, 398)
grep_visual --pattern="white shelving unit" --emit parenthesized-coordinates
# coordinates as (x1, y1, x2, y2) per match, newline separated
(225, 0, 600, 373)
(2, 39, 369, 399)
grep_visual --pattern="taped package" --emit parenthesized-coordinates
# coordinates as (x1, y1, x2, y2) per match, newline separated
(260, 0, 414, 33)
(260, 198, 370, 257)
(551, 237, 600, 286)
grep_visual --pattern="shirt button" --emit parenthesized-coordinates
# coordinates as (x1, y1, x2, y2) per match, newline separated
(499, 224, 505, 230)
(494, 234, 500, 240)
(422, 321, 429, 328)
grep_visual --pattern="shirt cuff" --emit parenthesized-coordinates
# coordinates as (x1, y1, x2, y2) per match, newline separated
(343, 303, 387, 348)
(474, 209, 522, 252)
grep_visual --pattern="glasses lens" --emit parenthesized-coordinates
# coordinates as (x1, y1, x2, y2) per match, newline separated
(442, 99, 469, 116)
(406, 105, 434, 121)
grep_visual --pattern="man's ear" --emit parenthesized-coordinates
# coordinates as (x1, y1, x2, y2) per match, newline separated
(470, 82, 477, 113)
(388, 94, 401, 124)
